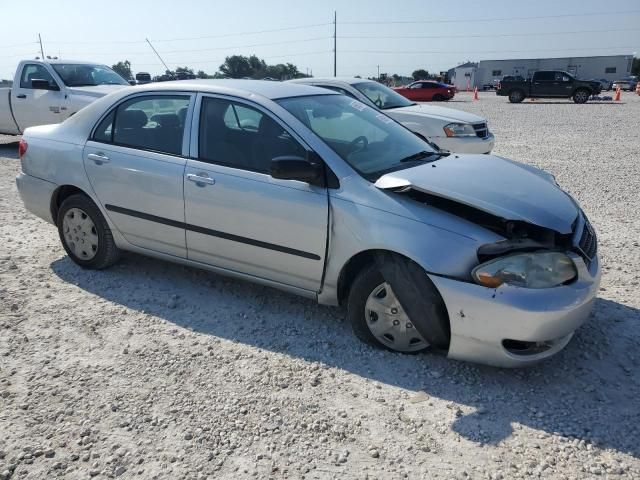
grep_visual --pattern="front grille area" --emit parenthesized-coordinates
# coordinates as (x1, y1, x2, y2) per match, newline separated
(576, 215, 597, 265)
(472, 123, 489, 138)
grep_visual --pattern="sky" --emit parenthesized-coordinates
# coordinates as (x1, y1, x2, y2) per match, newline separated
(0, 0, 639, 80)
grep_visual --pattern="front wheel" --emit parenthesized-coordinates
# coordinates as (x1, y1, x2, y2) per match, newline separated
(57, 194, 120, 269)
(508, 90, 525, 103)
(573, 89, 590, 104)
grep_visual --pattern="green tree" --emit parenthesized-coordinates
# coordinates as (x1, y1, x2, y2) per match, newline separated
(219, 55, 253, 78)
(175, 66, 194, 76)
(412, 69, 430, 81)
(196, 70, 210, 79)
(111, 60, 132, 80)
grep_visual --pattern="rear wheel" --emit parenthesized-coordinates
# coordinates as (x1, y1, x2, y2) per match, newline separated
(573, 89, 590, 104)
(57, 194, 120, 269)
(432, 94, 445, 101)
(508, 90, 525, 103)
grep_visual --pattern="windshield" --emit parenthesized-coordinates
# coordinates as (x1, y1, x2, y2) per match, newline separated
(52, 64, 129, 87)
(277, 94, 438, 181)
(353, 81, 413, 110)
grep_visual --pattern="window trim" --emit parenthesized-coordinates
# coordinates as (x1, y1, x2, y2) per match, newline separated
(19, 63, 60, 90)
(190, 92, 313, 174)
(88, 91, 196, 158)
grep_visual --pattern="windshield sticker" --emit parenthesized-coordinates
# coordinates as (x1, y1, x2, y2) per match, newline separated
(349, 100, 366, 111)
(375, 113, 393, 124)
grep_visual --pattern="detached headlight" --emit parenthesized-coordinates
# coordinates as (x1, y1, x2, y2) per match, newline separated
(472, 252, 577, 289)
(443, 123, 476, 137)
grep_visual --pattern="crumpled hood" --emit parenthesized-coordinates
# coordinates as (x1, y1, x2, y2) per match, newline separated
(67, 84, 127, 98)
(388, 104, 486, 124)
(375, 155, 578, 234)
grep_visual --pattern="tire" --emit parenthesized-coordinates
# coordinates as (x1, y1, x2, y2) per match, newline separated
(57, 194, 120, 269)
(347, 258, 449, 354)
(432, 94, 444, 101)
(508, 90, 525, 103)
(572, 89, 590, 104)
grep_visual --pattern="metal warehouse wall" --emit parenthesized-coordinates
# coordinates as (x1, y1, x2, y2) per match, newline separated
(473, 55, 633, 86)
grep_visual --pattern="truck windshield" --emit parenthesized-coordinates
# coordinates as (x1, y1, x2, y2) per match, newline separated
(277, 94, 440, 181)
(352, 81, 414, 110)
(51, 64, 129, 87)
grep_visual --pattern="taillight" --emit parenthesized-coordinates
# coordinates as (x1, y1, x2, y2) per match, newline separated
(18, 139, 28, 159)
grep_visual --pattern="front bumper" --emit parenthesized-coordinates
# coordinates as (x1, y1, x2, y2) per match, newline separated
(16, 172, 57, 224)
(429, 252, 601, 367)
(432, 132, 495, 155)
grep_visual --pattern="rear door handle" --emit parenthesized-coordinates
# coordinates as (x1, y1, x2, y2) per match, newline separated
(16, 94, 26, 99)
(87, 153, 110, 164)
(186, 173, 215, 186)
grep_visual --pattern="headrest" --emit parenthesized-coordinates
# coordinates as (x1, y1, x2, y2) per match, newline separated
(151, 113, 181, 128)
(177, 107, 188, 124)
(118, 109, 147, 129)
(258, 115, 284, 137)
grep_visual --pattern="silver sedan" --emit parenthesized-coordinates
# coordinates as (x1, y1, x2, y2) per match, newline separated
(15, 80, 600, 367)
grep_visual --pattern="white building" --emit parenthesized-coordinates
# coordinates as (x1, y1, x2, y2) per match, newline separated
(452, 55, 633, 89)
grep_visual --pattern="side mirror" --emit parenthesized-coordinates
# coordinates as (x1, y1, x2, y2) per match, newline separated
(270, 156, 323, 185)
(31, 79, 60, 91)
(128, 80, 137, 86)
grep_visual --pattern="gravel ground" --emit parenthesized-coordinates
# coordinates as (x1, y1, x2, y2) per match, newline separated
(0, 91, 639, 480)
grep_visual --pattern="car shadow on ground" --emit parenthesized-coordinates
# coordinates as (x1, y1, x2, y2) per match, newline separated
(0, 141, 19, 159)
(51, 252, 639, 458)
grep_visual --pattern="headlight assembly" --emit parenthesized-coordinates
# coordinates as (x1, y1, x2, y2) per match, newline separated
(443, 123, 476, 137)
(472, 252, 577, 289)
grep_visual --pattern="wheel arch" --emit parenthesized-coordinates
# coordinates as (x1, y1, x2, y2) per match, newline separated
(50, 184, 92, 223)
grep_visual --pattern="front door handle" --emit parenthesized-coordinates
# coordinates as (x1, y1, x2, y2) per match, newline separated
(87, 153, 110, 164)
(186, 173, 215, 186)
(16, 94, 26, 99)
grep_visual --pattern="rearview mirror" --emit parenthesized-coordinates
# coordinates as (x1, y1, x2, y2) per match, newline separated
(31, 79, 60, 91)
(270, 156, 323, 185)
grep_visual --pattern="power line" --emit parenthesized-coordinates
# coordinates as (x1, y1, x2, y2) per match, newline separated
(341, 9, 640, 24)
(339, 27, 640, 40)
(342, 46, 637, 55)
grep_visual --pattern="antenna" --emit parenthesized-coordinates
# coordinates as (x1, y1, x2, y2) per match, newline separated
(38, 34, 45, 59)
(333, 11, 337, 77)
(146, 38, 171, 74)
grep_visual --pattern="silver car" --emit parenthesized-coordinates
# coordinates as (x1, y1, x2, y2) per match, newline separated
(15, 80, 600, 367)
(289, 77, 495, 154)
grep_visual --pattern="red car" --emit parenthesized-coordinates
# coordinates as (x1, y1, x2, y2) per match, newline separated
(393, 81, 455, 101)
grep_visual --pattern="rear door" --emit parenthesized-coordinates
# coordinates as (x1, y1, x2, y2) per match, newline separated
(11, 63, 64, 130)
(530, 71, 555, 96)
(84, 92, 194, 257)
(183, 94, 328, 291)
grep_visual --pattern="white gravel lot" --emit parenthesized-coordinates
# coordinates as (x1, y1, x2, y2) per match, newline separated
(0, 91, 639, 480)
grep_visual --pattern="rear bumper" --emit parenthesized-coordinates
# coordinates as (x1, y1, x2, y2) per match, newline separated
(16, 172, 56, 224)
(429, 252, 601, 368)
(431, 132, 495, 155)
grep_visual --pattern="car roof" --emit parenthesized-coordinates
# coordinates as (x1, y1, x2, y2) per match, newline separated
(289, 77, 373, 86)
(32, 59, 111, 66)
(130, 79, 336, 100)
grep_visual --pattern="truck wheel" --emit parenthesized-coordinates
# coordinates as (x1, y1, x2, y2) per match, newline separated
(57, 194, 120, 269)
(573, 89, 590, 104)
(347, 258, 449, 354)
(508, 90, 525, 103)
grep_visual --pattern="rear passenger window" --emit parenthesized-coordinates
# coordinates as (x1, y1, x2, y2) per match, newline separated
(92, 95, 190, 156)
(199, 97, 305, 173)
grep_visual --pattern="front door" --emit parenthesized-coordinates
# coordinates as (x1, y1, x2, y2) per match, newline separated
(11, 63, 64, 130)
(84, 93, 194, 257)
(184, 95, 328, 292)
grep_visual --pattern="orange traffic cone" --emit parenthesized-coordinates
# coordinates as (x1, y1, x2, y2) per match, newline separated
(636, 82, 640, 96)
(614, 86, 621, 101)
(473, 87, 478, 101)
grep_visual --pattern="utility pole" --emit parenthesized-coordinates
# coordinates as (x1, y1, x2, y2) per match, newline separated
(333, 11, 337, 77)
(377, 65, 380, 81)
(38, 34, 45, 59)
(146, 38, 172, 75)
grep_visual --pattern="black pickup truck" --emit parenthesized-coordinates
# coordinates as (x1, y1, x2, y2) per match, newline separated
(496, 71, 602, 104)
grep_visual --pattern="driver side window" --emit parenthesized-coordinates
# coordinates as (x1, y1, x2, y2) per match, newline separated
(20, 64, 57, 89)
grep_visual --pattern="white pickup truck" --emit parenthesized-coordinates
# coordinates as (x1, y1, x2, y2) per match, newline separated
(0, 59, 130, 135)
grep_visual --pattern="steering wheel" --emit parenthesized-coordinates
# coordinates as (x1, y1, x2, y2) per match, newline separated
(373, 96, 383, 108)
(349, 136, 369, 154)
